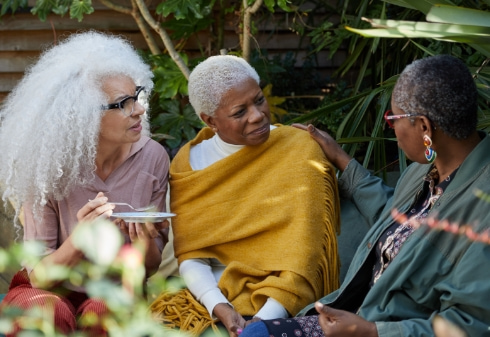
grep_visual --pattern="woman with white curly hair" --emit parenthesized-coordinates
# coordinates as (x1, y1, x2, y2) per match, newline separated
(0, 31, 170, 336)
(150, 55, 341, 337)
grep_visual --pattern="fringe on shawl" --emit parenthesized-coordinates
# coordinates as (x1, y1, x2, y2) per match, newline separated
(150, 288, 220, 336)
(316, 157, 341, 296)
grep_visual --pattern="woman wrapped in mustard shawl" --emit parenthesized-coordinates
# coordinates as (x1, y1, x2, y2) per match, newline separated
(150, 55, 341, 337)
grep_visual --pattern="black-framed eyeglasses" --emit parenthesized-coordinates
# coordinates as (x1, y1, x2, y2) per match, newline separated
(384, 109, 420, 129)
(102, 86, 145, 117)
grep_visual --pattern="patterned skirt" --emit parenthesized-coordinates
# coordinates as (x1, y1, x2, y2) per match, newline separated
(262, 315, 325, 337)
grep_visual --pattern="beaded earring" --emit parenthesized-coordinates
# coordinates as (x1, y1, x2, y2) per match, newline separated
(423, 135, 437, 164)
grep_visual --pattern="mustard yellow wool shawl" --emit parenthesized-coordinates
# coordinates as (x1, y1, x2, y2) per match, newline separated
(152, 125, 340, 329)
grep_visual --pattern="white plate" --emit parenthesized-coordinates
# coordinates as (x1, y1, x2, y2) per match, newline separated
(111, 212, 176, 223)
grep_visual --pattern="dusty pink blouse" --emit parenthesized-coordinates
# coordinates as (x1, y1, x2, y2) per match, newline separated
(23, 136, 170, 258)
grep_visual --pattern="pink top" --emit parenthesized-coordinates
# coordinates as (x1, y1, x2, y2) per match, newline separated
(23, 136, 170, 258)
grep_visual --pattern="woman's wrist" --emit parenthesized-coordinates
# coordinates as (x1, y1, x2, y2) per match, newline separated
(333, 152, 353, 172)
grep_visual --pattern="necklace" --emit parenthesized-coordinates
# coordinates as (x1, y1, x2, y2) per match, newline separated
(372, 166, 457, 285)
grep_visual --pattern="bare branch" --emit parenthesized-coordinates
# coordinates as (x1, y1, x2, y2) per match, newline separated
(99, 0, 132, 15)
(99, 0, 160, 55)
(133, 0, 191, 79)
(130, 0, 161, 55)
(242, 0, 263, 62)
(249, 0, 263, 13)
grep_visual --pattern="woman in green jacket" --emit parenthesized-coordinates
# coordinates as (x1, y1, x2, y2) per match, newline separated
(241, 55, 490, 337)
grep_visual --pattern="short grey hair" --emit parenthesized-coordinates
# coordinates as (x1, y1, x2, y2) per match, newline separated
(393, 54, 477, 139)
(0, 30, 154, 217)
(188, 55, 260, 118)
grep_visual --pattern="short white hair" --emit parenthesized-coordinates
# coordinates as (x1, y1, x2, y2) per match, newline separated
(188, 55, 260, 118)
(0, 30, 154, 219)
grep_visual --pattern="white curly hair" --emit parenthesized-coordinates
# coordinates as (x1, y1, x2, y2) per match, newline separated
(188, 55, 260, 118)
(0, 30, 154, 220)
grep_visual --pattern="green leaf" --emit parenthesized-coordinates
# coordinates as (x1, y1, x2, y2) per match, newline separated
(345, 22, 490, 44)
(157, 0, 204, 19)
(152, 100, 203, 148)
(52, 4, 69, 16)
(162, 14, 214, 40)
(335, 37, 368, 78)
(469, 44, 490, 58)
(276, 0, 293, 12)
(14, 241, 44, 268)
(409, 39, 437, 55)
(166, 130, 183, 148)
(72, 219, 123, 266)
(159, 99, 181, 115)
(86, 279, 134, 307)
(350, 18, 490, 35)
(287, 92, 369, 124)
(383, 0, 454, 15)
(69, 0, 93, 22)
(264, 0, 275, 12)
(250, 57, 286, 80)
(0, 249, 10, 271)
(427, 5, 490, 27)
(307, 21, 334, 54)
(155, 101, 201, 132)
(183, 103, 204, 128)
(31, 0, 57, 21)
(382, 0, 418, 11)
(0, 318, 13, 333)
(182, 123, 197, 141)
(337, 136, 388, 143)
(153, 73, 187, 98)
(43, 264, 72, 282)
(152, 54, 189, 99)
(50, 0, 71, 16)
(1, 0, 28, 16)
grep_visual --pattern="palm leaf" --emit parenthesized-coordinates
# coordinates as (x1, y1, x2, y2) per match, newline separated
(383, 0, 455, 14)
(427, 4, 490, 27)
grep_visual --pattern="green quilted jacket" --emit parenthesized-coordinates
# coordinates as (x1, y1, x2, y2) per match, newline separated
(298, 132, 490, 337)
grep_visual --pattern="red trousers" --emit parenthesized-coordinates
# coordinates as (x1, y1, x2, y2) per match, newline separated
(0, 269, 108, 336)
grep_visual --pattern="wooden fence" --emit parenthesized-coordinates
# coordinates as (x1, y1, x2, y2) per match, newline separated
(0, 1, 346, 102)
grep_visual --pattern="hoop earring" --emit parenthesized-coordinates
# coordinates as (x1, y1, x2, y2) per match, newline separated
(423, 135, 437, 164)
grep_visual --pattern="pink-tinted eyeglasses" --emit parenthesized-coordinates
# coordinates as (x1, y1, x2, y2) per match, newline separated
(384, 110, 420, 129)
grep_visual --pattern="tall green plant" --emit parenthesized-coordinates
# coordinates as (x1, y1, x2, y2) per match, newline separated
(296, 0, 490, 176)
(292, 1, 421, 175)
(344, 2, 490, 133)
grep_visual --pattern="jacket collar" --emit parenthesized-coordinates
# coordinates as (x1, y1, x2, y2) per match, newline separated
(445, 131, 490, 193)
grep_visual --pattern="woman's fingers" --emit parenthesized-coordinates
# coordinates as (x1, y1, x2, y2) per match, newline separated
(126, 222, 153, 245)
(77, 193, 114, 222)
(144, 222, 159, 238)
(292, 123, 308, 131)
(127, 222, 137, 242)
(143, 219, 170, 238)
(116, 219, 129, 235)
